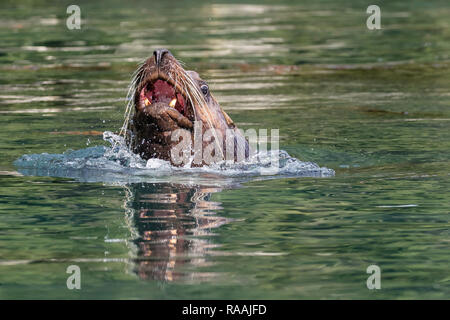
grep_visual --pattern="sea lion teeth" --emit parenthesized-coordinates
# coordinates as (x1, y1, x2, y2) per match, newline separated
(144, 98, 151, 106)
(169, 98, 177, 108)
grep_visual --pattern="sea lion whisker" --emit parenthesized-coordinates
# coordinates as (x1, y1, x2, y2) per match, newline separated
(121, 62, 145, 136)
(181, 73, 224, 158)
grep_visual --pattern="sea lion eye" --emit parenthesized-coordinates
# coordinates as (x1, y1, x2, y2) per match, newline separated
(200, 84, 209, 95)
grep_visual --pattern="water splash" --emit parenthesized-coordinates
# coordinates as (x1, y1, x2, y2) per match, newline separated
(14, 131, 334, 184)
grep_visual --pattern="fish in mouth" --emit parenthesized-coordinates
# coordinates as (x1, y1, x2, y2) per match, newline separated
(122, 49, 249, 166)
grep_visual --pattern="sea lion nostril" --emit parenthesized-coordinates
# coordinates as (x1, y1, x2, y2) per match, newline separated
(153, 49, 170, 66)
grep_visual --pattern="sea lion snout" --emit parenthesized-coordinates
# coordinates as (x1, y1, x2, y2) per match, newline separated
(153, 48, 170, 66)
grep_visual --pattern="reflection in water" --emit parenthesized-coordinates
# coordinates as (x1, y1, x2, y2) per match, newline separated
(123, 183, 230, 282)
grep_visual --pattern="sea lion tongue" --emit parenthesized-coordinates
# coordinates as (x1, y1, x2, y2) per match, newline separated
(142, 80, 187, 116)
(148, 80, 174, 105)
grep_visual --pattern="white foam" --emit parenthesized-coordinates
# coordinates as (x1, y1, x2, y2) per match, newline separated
(14, 131, 335, 184)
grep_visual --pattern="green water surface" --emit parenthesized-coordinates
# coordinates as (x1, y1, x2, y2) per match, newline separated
(0, 0, 449, 299)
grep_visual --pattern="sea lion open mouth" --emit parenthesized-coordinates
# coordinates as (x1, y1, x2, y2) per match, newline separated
(140, 79, 193, 122)
(122, 49, 248, 165)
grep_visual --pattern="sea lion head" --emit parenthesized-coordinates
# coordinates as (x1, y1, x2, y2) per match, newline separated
(123, 49, 247, 165)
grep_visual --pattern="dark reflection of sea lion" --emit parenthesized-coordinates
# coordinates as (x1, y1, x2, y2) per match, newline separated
(121, 49, 249, 165)
(123, 182, 230, 282)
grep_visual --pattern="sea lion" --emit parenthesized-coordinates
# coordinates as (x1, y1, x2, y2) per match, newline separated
(122, 49, 248, 166)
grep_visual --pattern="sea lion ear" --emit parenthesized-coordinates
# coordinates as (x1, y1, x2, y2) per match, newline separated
(186, 70, 201, 81)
